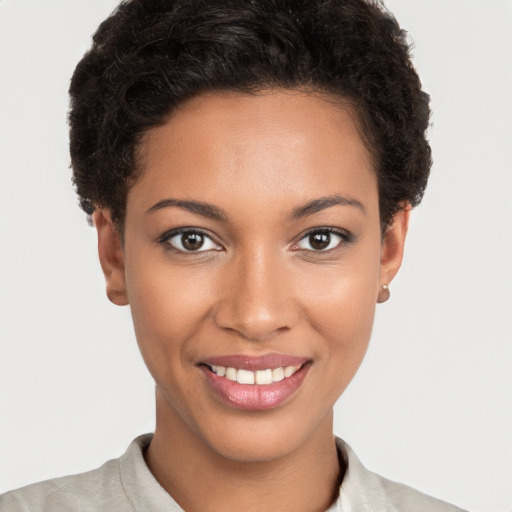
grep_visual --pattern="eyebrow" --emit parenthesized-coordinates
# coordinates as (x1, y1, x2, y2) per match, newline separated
(290, 194, 366, 219)
(146, 199, 229, 221)
(146, 193, 365, 221)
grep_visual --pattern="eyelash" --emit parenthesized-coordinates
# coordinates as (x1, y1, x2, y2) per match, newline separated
(157, 227, 354, 254)
(292, 227, 354, 253)
(157, 228, 222, 253)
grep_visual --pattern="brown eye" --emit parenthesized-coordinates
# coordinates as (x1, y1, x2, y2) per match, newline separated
(309, 232, 331, 250)
(181, 232, 204, 251)
(165, 230, 220, 252)
(296, 229, 346, 252)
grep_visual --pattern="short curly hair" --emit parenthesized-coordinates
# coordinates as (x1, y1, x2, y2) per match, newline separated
(69, 0, 431, 231)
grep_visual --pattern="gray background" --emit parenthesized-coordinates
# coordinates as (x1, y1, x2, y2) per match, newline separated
(0, 1, 511, 510)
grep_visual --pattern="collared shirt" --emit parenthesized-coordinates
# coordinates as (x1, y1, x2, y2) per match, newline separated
(0, 434, 467, 511)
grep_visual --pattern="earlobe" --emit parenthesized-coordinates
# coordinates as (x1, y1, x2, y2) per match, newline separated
(378, 205, 411, 301)
(92, 210, 129, 306)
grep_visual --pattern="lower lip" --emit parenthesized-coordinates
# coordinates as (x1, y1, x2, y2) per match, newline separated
(201, 364, 310, 411)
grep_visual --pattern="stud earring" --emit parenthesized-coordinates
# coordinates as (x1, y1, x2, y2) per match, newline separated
(377, 284, 390, 303)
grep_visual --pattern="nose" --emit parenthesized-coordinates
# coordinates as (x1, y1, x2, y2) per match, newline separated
(213, 248, 299, 342)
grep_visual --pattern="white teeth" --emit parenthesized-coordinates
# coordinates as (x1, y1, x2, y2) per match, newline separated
(237, 369, 255, 385)
(225, 367, 237, 381)
(255, 369, 273, 385)
(272, 367, 285, 382)
(284, 366, 296, 378)
(210, 364, 302, 385)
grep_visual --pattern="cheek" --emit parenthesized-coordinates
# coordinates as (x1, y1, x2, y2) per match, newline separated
(299, 246, 380, 393)
(124, 250, 215, 374)
(302, 241, 379, 335)
(308, 272, 377, 360)
(310, 291, 376, 406)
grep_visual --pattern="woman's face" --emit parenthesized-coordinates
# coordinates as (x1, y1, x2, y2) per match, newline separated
(96, 90, 407, 462)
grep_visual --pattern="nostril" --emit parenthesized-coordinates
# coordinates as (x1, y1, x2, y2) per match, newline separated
(213, 310, 292, 342)
(212, 267, 299, 340)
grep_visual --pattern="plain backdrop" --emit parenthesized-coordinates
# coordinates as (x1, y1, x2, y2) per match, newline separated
(0, 1, 511, 511)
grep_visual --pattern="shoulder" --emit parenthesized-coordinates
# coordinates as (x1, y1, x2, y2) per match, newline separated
(0, 435, 159, 512)
(0, 434, 182, 512)
(334, 438, 469, 512)
(0, 457, 129, 512)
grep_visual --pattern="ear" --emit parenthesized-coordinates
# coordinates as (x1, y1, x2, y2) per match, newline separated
(92, 209, 129, 306)
(378, 205, 411, 293)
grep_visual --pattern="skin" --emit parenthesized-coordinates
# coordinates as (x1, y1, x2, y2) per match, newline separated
(94, 90, 409, 512)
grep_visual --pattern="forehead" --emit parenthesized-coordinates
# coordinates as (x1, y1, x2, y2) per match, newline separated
(129, 90, 378, 219)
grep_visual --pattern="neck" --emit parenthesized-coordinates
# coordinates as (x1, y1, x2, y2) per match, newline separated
(145, 389, 343, 512)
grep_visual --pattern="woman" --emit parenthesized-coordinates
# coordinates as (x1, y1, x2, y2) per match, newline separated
(0, 0, 479, 510)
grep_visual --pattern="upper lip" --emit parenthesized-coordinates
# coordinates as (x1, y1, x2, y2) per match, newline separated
(200, 353, 310, 371)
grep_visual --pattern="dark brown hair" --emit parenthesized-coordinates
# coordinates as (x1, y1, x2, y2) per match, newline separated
(69, 0, 431, 231)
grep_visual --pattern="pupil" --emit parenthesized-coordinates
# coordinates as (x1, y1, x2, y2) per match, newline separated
(310, 232, 330, 250)
(182, 233, 204, 250)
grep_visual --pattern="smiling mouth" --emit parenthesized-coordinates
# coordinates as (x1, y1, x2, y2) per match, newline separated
(205, 364, 303, 385)
(199, 355, 311, 410)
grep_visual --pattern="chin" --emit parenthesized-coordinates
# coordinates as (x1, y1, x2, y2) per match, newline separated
(207, 433, 305, 463)
(193, 406, 334, 464)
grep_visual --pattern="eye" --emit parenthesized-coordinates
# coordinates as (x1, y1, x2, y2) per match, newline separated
(159, 229, 221, 253)
(296, 228, 349, 252)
